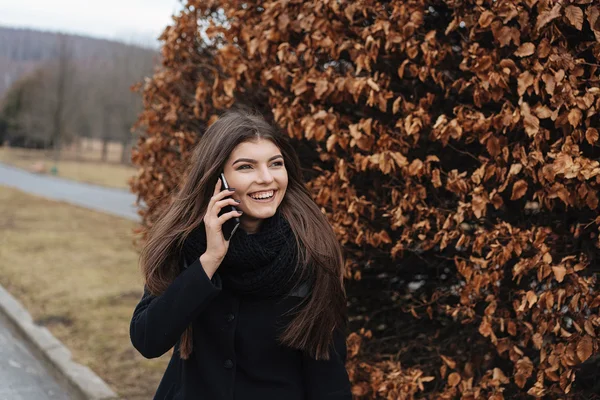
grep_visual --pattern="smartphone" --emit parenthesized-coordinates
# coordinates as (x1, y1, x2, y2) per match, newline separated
(218, 173, 240, 241)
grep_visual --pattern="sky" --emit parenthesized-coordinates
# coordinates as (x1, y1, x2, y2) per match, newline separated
(0, 0, 183, 46)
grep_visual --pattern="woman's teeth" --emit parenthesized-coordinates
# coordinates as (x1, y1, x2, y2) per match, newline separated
(249, 190, 275, 200)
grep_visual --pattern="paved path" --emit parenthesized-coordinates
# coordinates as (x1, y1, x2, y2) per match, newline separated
(0, 312, 73, 400)
(0, 162, 140, 221)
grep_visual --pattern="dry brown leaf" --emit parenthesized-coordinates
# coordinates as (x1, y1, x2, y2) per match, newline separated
(326, 134, 337, 152)
(440, 355, 456, 369)
(493, 368, 509, 384)
(543, 73, 556, 95)
(565, 6, 584, 30)
(390, 152, 408, 168)
(447, 372, 461, 387)
(514, 357, 534, 388)
(543, 252, 552, 264)
(514, 42, 535, 57)
(552, 266, 567, 283)
(574, 263, 586, 272)
(518, 71, 534, 96)
(577, 336, 593, 362)
(432, 168, 442, 188)
(526, 290, 538, 308)
(587, 6, 600, 42)
(479, 318, 493, 337)
(536, 4, 562, 31)
(527, 383, 547, 398)
(532, 333, 543, 349)
(479, 11, 495, 28)
(521, 103, 540, 136)
(511, 179, 528, 200)
(392, 97, 402, 115)
(514, 373, 527, 389)
(584, 320, 596, 337)
(585, 127, 599, 145)
(568, 108, 583, 128)
(486, 135, 501, 157)
(507, 320, 517, 336)
(535, 105, 553, 119)
(314, 79, 329, 99)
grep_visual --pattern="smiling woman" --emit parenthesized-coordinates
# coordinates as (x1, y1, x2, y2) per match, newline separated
(224, 141, 288, 233)
(130, 110, 351, 400)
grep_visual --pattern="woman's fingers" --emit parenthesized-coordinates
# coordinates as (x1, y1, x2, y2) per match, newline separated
(202, 180, 235, 263)
(204, 179, 239, 231)
(206, 181, 236, 217)
(205, 180, 221, 213)
(217, 209, 243, 225)
(214, 198, 240, 210)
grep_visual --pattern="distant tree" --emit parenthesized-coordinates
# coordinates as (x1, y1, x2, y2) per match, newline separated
(0, 75, 26, 135)
(0, 69, 50, 148)
(113, 45, 155, 164)
(0, 119, 6, 144)
(49, 33, 72, 163)
(0, 28, 158, 159)
(91, 42, 156, 164)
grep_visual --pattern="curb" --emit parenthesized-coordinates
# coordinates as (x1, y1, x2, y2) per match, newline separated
(0, 284, 119, 400)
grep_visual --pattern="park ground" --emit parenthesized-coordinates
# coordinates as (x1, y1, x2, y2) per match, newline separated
(0, 145, 166, 399)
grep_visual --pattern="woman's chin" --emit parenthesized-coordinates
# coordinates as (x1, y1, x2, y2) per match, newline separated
(245, 208, 277, 220)
(242, 202, 281, 220)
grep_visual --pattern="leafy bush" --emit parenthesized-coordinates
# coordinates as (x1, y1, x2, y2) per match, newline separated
(133, 0, 600, 397)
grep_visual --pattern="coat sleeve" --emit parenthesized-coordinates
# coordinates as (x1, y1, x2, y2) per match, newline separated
(129, 258, 222, 359)
(302, 328, 352, 399)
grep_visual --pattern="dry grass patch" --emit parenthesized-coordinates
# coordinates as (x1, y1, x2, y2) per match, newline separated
(0, 186, 168, 399)
(0, 147, 136, 190)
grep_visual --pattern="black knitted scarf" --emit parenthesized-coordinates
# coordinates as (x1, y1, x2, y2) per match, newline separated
(181, 209, 301, 297)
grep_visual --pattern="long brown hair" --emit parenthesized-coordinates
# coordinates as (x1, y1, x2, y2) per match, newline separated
(139, 109, 347, 360)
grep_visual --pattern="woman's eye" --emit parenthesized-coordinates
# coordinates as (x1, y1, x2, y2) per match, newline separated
(236, 162, 283, 170)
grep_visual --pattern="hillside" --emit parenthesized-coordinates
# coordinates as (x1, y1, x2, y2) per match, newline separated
(0, 26, 158, 98)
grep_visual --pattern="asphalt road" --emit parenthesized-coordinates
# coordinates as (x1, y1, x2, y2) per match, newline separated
(0, 312, 72, 400)
(0, 163, 140, 221)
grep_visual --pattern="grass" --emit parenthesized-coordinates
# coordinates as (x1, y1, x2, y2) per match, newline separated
(0, 186, 169, 399)
(0, 146, 137, 190)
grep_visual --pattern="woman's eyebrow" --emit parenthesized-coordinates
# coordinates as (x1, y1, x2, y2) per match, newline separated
(232, 155, 283, 166)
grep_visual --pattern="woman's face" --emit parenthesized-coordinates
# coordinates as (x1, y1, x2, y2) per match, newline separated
(222, 138, 288, 233)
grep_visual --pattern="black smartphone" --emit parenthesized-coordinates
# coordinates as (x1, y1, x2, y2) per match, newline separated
(218, 173, 240, 241)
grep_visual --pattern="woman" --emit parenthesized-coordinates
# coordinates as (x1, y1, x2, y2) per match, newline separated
(130, 110, 351, 399)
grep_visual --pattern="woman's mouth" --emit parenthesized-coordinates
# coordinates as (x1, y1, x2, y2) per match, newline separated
(248, 189, 277, 203)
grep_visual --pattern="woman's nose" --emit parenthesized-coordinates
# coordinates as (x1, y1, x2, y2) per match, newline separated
(256, 167, 274, 183)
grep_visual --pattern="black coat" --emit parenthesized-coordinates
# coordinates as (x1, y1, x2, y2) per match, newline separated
(130, 257, 352, 400)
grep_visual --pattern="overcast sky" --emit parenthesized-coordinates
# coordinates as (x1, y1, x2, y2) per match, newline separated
(0, 0, 183, 46)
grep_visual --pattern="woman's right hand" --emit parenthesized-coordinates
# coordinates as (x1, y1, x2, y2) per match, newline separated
(201, 178, 243, 273)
